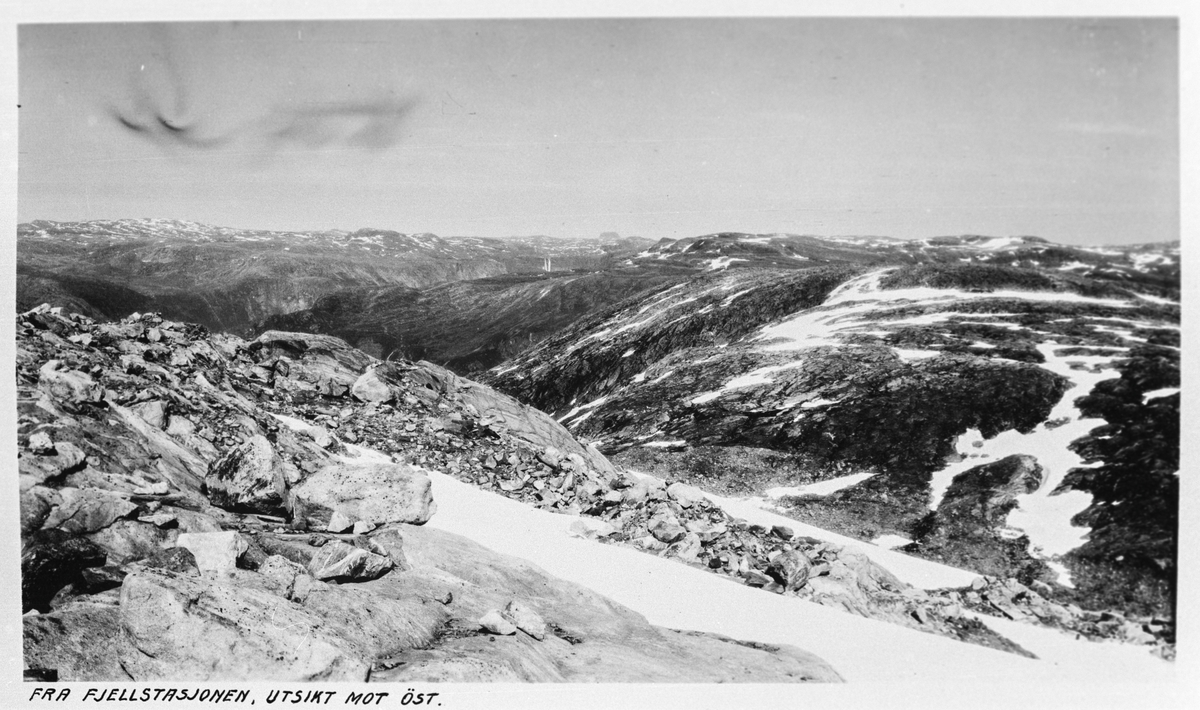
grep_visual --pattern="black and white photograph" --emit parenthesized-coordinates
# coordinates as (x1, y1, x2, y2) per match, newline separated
(3, 2, 1194, 708)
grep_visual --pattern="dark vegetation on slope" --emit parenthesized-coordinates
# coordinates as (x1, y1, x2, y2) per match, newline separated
(483, 266, 860, 413)
(1056, 344, 1179, 618)
(261, 269, 687, 373)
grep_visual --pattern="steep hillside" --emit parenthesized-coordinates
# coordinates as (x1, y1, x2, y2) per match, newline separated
(482, 243, 1180, 622)
(261, 268, 688, 372)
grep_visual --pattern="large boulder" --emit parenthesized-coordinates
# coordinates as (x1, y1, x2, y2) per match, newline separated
(288, 462, 436, 528)
(203, 435, 292, 514)
(351, 368, 395, 403)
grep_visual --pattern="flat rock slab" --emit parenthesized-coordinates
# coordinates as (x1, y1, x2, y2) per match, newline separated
(117, 567, 446, 682)
(42, 487, 138, 535)
(289, 461, 436, 528)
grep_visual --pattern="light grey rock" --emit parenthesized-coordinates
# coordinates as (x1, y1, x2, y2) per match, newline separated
(131, 400, 168, 429)
(306, 540, 394, 582)
(175, 531, 248, 577)
(27, 431, 55, 455)
(42, 487, 138, 535)
(351, 369, 394, 403)
(666, 482, 707, 509)
(289, 461, 436, 529)
(326, 510, 354, 533)
(502, 600, 546, 640)
(478, 610, 517, 635)
(649, 512, 687, 544)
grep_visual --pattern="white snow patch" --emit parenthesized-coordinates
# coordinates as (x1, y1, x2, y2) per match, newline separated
(1046, 560, 1076, 588)
(928, 344, 1119, 558)
(422, 468, 1160, 682)
(1143, 387, 1180, 402)
(641, 440, 688, 448)
(1135, 292, 1179, 305)
(621, 348, 636, 358)
(706, 256, 747, 271)
(556, 395, 610, 424)
(756, 267, 1138, 353)
(799, 397, 840, 409)
(893, 348, 941, 361)
(872, 534, 914, 549)
(764, 472, 875, 498)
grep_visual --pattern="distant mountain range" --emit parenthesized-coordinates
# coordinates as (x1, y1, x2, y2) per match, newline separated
(16, 219, 654, 340)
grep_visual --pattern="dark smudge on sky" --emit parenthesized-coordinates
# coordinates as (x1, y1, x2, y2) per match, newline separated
(107, 25, 419, 155)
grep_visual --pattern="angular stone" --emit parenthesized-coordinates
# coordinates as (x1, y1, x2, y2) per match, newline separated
(176, 531, 248, 577)
(770, 549, 813, 591)
(666, 482, 707, 509)
(351, 369, 394, 403)
(326, 510, 354, 533)
(667, 532, 703, 564)
(307, 540, 394, 582)
(27, 431, 55, 455)
(364, 526, 411, 570)
(479, 609, 518, 635)
(131, 400, 168, 429)
(649, 512, 687, 544)
(502, 600, 547, 640)
(289, 461, 436, 529)
(203, 435, 289, 514)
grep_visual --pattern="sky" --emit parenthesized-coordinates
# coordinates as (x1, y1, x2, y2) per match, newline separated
(17, 17, 1179, 244)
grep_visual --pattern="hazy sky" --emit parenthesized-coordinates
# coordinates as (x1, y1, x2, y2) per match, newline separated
(17, 18, 1178, 244)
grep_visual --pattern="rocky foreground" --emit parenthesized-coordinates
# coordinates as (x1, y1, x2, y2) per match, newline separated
(17, 305, 1169, 681)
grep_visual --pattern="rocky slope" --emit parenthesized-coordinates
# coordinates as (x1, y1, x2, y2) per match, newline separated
(22, 304, 1172, 682)
(18, 305, 847, 682)
(482, 240, 1180, 626)
(16, 219, 653, 338)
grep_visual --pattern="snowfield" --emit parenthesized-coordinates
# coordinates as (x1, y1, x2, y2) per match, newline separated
(421, 469, 1175, 684)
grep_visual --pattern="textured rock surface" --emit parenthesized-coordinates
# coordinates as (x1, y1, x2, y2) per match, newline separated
(203, 435, 291, 514)
(175, 531, 248, 577)
(289, 462, 436, 528)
